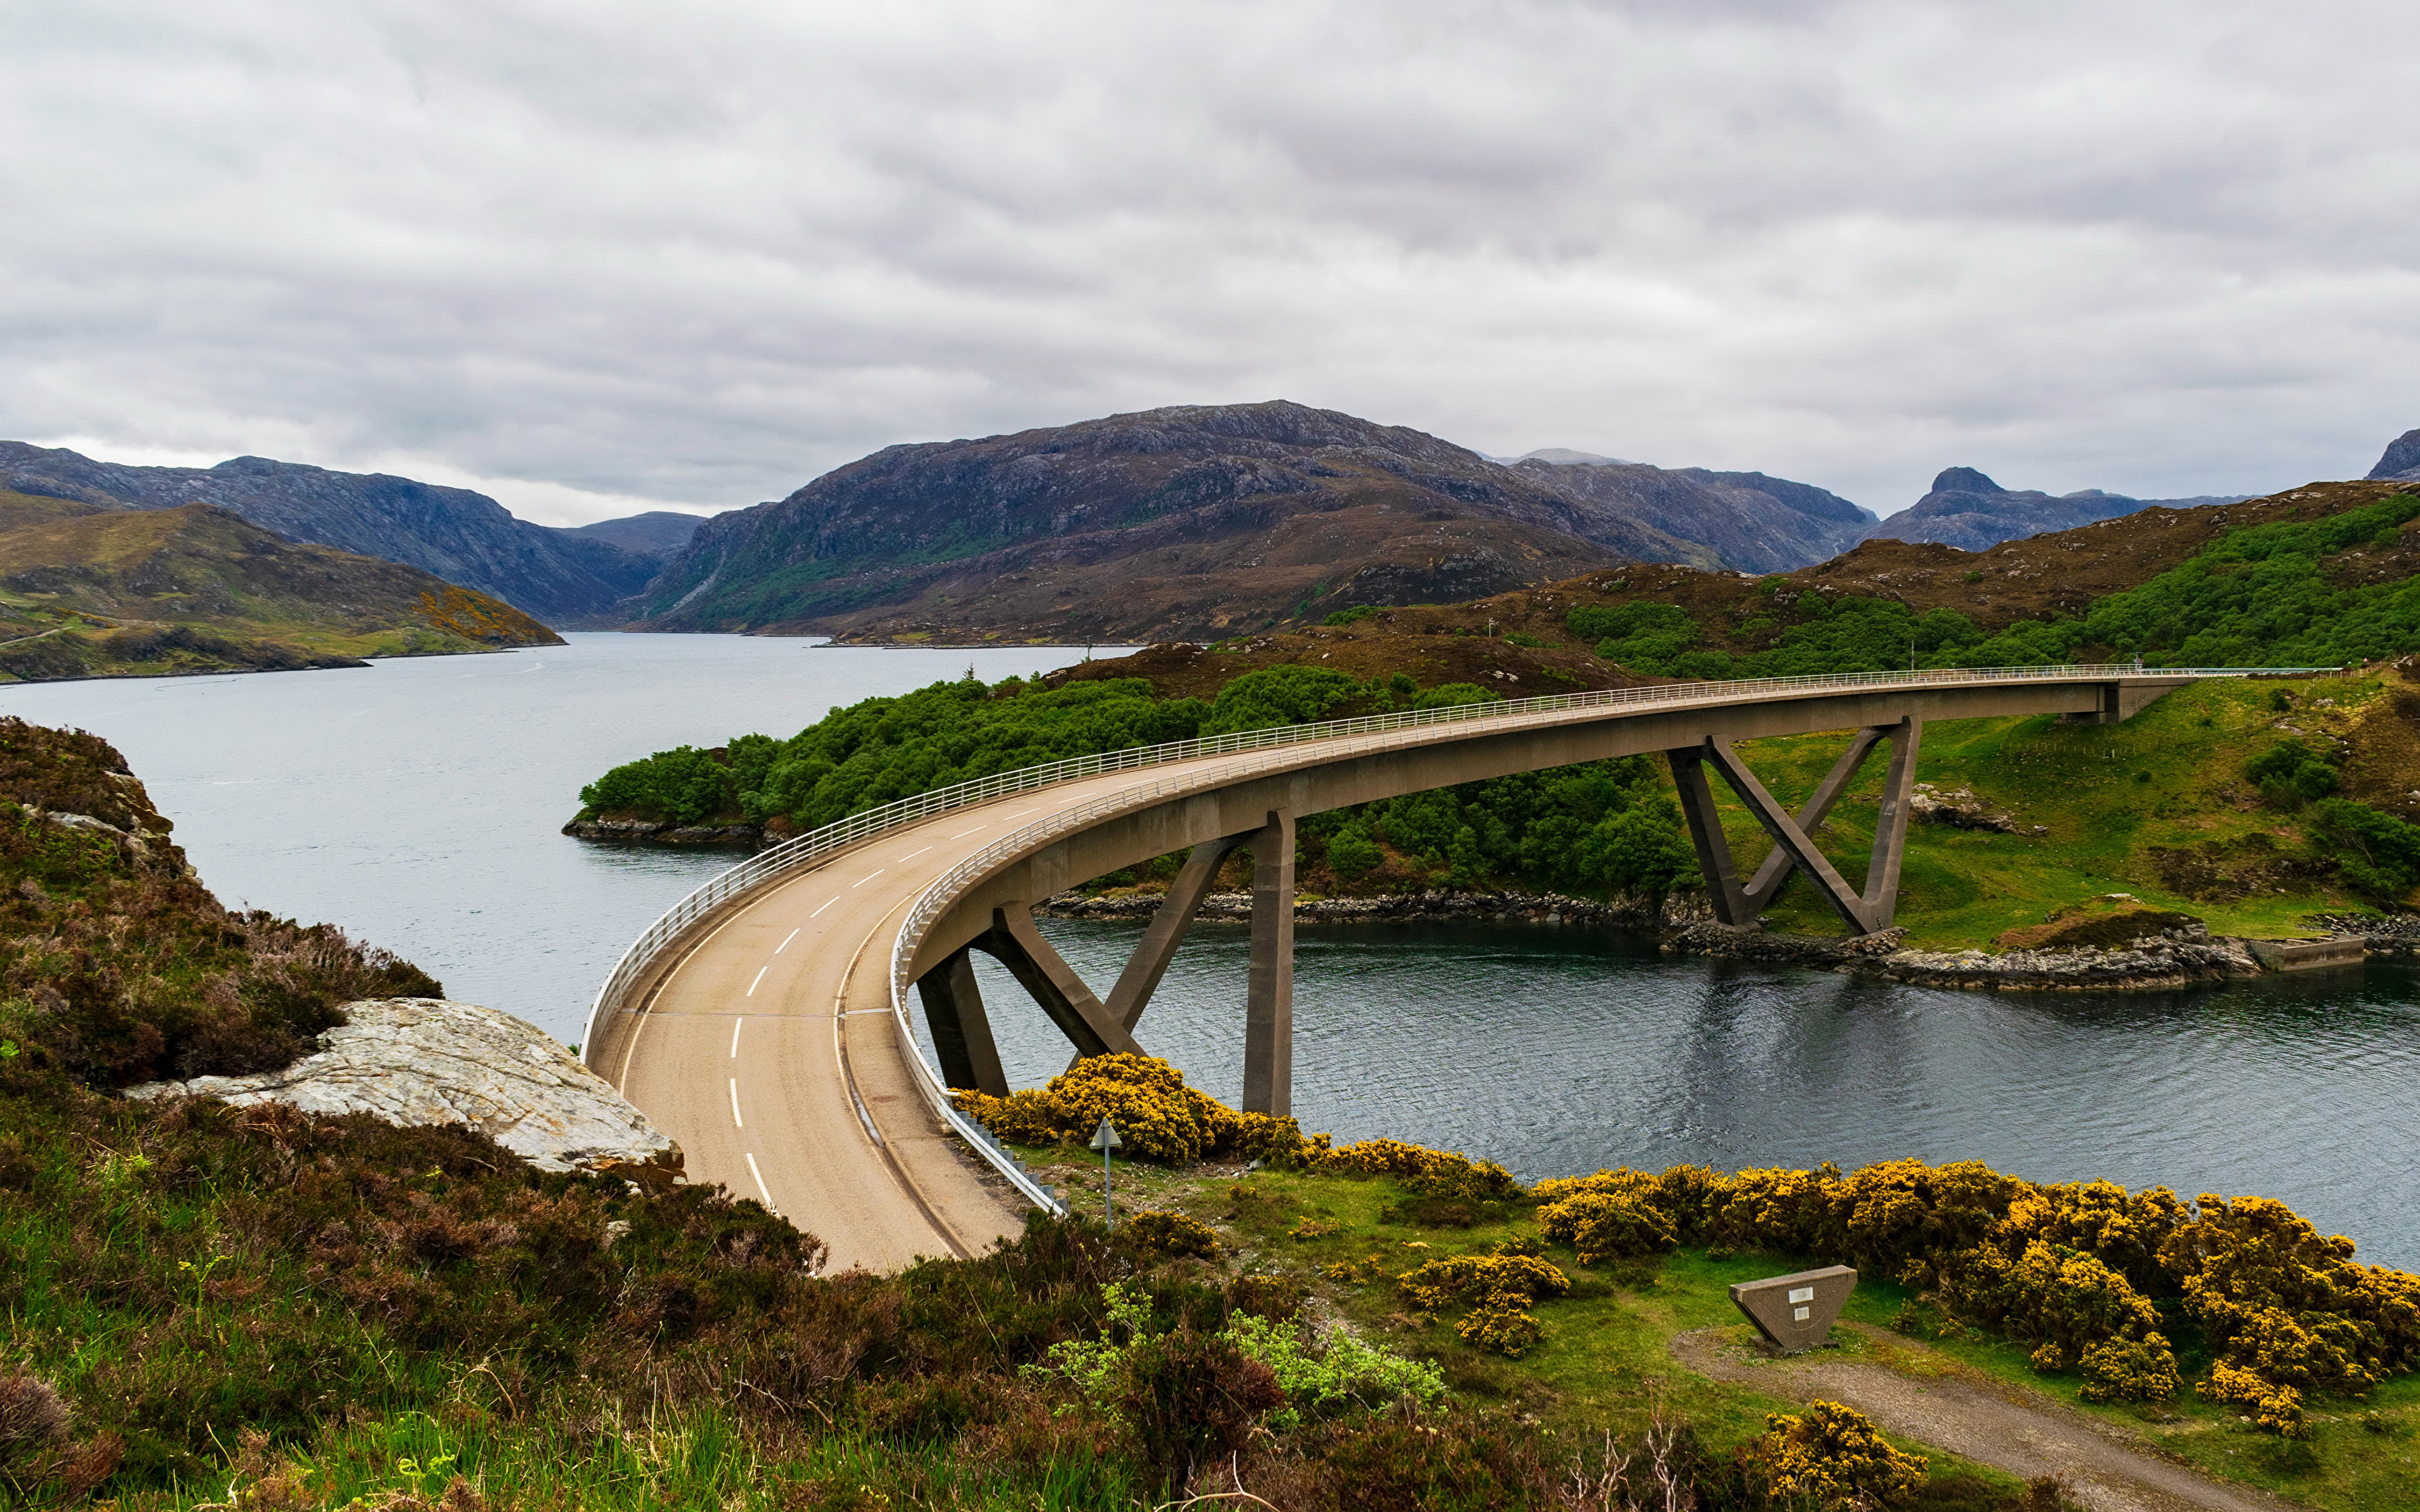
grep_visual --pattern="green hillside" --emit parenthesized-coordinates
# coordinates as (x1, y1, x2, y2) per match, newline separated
(0, 490, 561, 682)
(1710, 667, 2414, 947)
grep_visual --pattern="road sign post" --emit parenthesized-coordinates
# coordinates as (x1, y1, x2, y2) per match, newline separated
(1090, 1117, 1123, 1228)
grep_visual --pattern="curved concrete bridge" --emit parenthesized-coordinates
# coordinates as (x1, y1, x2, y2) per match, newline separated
(582, 665, 2238, 1269)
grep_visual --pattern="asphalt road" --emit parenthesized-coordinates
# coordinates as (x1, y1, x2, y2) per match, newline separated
(601, 768, 1187, 1270)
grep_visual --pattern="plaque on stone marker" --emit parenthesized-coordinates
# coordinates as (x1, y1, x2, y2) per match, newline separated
(1728, 1264, 1856, 1353)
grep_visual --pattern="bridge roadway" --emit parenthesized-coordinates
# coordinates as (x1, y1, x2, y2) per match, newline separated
(587, 667, 2203, 1270)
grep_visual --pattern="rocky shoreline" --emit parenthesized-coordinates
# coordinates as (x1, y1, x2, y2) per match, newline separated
(1042, 888, 2378, 992)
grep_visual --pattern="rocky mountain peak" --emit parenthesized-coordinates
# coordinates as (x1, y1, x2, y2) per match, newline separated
(1930, 466, 2005, 495)
(2368, 427, 2420, 482)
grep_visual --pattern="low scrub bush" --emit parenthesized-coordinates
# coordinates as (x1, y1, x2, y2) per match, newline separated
(1123, 1209, 1220, 1261)
(953, 1053, 1326, 1165)
(1318, 1137, 1522, 1201)
(1752, 1399, 1928, 1509)
(1536, 1191, 1676, 1266)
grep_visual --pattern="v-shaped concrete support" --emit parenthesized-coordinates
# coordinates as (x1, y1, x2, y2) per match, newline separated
(1667, 717, 1923, 936)
(973, 904, 1143, 1059)
(1105, 834, 1247, 1031)
(915, 946, 1011, 1096)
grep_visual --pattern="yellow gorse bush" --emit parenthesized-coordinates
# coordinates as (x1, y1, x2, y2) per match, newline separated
(1536, 1191, 1675, 1267)
(1317, 1138, 1522, 1201)
(1397, 1246, 1570, 1358)
(952, 1053, 1325, 1165)
(961, 1065, 2417, 1413)
(1753, 1400, 1927, 1510)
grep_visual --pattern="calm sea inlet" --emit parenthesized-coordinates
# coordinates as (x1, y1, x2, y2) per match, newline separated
(6, 633, 2416, 1268)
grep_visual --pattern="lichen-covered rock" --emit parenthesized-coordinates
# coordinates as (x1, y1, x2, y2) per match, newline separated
(126, 998, 680, 1177)
(1662, 920, 2262, 990)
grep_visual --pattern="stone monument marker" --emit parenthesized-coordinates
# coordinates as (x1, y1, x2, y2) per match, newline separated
(1729, 1264, 1857, 1353)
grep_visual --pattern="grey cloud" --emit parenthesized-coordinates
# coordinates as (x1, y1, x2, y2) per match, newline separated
(1, 0, 2416, 525)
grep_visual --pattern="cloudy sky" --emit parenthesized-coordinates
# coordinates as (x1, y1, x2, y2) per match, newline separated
(4, 1, 2417, 525)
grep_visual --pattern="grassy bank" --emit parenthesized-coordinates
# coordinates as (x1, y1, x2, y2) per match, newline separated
(1001, 1120, 2420, 1512)
(1713, 667, 2414, 947)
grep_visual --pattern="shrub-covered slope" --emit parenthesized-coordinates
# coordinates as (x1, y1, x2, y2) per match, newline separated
(1327, 479, 2420, 679)
(0, 490, 562, 682)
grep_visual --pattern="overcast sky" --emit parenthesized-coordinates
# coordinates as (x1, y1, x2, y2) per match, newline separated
(4, 1, 2417, 525)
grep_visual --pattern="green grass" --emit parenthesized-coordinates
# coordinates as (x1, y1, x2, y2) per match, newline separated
(1025, 1149, 2420, 1511)
(1707, 672, 2390, 947)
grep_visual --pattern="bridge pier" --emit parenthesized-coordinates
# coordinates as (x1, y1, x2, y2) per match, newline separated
(915, 947, 1011, 1096)
(1243, 811, 1294, 1117)
(1668, 716, 1923, 934)
(910, 820, 1298, 1116)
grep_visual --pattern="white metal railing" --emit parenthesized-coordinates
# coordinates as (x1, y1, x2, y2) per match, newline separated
(580, 660, 2339, 1210)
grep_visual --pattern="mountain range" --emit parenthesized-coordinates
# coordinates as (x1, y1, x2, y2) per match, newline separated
(0, 443, 663, 624)
(625, 402, 1900, 642)
(8, 411, 2412, 650)
(1855, 467, 2250, 553)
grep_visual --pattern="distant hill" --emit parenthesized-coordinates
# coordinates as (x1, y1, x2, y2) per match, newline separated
(1860, 467, 2249, 552)
(551, 511, 705, 564)
(631, 401, 1725, 643)
(0, 444, 646, 624)
(1506, 457, 1876, 574)
(0, 488, 560, 682)
(1365, 477, 2418, 681)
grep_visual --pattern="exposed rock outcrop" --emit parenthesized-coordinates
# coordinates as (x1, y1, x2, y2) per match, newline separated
(2368, 428, 2420, 483)
(1663, 919, 2266, 990)
(1908, 782, 2033, 834)
(126, 997, 680, 1179)
(560, 814, 763, 846)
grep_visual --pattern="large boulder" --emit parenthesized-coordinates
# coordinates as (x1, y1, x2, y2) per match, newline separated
(127, 997, 680, 1179)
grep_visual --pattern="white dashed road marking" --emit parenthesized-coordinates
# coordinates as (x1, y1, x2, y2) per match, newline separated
(776, 928, 799, 954)
(729, 1078, 744, 1127)
(747, 965, 768, 997)
(730, 1017, 743, 1057)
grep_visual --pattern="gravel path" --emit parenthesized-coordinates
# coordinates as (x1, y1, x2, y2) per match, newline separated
(1671, 1324, 2304, 1512)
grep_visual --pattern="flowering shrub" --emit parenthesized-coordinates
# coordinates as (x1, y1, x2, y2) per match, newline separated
(1536, 1191, 1675, 1266)
(1397, 1249, 1569, 1356)
(2203, 1361, 2309, 1438)
(1752, 1400, 1927, 1509)
(1318, 1138, 1522, 1201)
(948, 1088, 1061, 1146)
(2079, 1334, 2184, 1405)
(2159, 1194, 2420, 1397)
(1456, 1307, 1545, 1357)
(1123, 1210, 1220, 1261)
(1397, 1251, 1570, 1312)
(951, 1054, 1318, 1164)
(1937, 1241, 2174, 1389)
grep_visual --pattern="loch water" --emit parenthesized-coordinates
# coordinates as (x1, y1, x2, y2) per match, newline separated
(8, 634, 2417, 1268)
